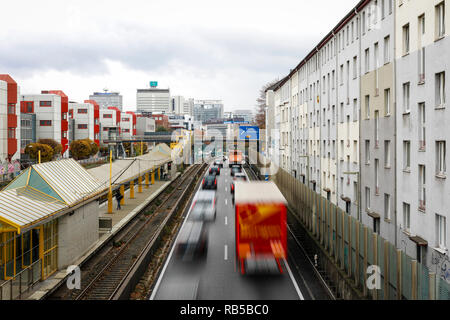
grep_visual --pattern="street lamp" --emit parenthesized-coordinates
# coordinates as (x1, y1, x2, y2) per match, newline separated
(343, 171, 360, 221)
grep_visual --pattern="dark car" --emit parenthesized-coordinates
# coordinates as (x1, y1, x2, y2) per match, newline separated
(214, 159, 223, 168)
(230, 165, 242, 177)
(202, 175, 217, 190)
(209, 166, 221, 176)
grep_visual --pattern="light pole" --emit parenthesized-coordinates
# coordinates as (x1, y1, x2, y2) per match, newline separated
(343, 171, 360, 221)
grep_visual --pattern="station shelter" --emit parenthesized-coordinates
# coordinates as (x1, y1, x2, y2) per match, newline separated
(0, 159, 102, 281)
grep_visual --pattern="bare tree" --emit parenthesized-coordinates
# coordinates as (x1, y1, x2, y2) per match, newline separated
(255, 79, 279, 129)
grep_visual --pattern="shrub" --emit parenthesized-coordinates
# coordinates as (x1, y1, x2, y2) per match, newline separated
(70, 140, 92, 160)
(37, 139, 62, 158)
(24, 143, 54, 163)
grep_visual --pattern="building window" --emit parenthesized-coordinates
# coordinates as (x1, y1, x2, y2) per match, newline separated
(365, 140, 370, 164)
(353, 99, 358, 121)
(353, 56, 358, 79)
(365, 48, 370, 73)
(381, 0, 385, 19)
(362, 11, 366, 35)
(40, 101, 52, 107)
(40, 120, 52, 126)
(384, 140, 391, 167)
(365, 95, 370, 119)
(384, 88, 391, 115)
(103, 114, 112, 118)
(340, 64, 344, 85)
(403, 24, 410, 55)
(436, 72, 446, 108)
(7, 128, 15, 139)
(436, 213, 447, 249)
(436, 141, 446, 176)
(384, 35, 390, 64)
(418, 103, 426, 150)
(78, 109, 88, 114)
(365, 187, 371, 211)
(419, 165, 426, 211)
(375, 159, 379, 194)
(403, 140, 411, 171)
(436, 2, 446, 39)
(403, 202, 411, 232)
(384, 193, 391, 220)
(403, 82, 410, 112)
(375, 110, 379, 147)
(77, 124, 88, 129)
(122, 118, 130, 122)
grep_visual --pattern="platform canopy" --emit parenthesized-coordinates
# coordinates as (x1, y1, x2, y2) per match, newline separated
(0, 158, 103, 233)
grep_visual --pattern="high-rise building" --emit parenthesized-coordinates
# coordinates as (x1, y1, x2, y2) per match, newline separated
(232, 109, 255, 123)
(193, 100, 224, 123)
(89, 90, 123, 111)
(136, 88, 171, 114)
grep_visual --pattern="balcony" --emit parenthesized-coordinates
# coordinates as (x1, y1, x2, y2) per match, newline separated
(8, 138, 17, 156)
(7, 114, 17, 128)
(61, 120, 69, 132)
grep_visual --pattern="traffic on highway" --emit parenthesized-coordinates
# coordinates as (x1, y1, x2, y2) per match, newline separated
(150, 153, 304, 300)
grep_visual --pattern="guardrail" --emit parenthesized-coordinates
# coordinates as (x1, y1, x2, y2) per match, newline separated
(0, 260, 41, 300)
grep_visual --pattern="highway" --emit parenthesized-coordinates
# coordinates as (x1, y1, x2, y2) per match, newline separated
(150, 161, 328, 300)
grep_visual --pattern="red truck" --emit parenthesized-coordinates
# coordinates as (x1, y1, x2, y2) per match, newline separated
(228, 150, 243, 167)
(234, 181, 287, 275)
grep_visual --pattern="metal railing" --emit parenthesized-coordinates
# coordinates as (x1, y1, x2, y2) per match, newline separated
(0, 260, 41, 300)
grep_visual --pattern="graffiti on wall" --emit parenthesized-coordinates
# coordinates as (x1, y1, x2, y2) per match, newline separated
(432, 250, 450, 284)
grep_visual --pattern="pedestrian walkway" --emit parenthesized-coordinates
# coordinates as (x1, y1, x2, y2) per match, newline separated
(25, 173, 179, 300)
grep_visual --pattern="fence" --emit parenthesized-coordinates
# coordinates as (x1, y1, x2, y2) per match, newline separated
(273, 167, 450, 300)
(0, 260, 41, 300)
(0, 160, 22, 183)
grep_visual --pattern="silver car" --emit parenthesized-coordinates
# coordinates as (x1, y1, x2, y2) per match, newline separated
(189, 190, 217, 222)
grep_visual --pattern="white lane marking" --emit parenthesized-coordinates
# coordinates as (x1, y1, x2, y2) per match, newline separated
(225, 187, 227, 192)
(150, 171, 204, 300)
(225, 216, 228, 225)
(225, 199, 228, 205)
(284, 260, 305, 300)
(224, 245, 228, 260)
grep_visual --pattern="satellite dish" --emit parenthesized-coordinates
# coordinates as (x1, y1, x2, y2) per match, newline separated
(103, 88, 109, 93)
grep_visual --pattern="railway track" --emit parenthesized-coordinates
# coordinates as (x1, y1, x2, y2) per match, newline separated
(47, 163, 206, 300)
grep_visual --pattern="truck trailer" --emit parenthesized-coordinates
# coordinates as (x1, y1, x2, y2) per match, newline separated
(234, 181, 287, 274)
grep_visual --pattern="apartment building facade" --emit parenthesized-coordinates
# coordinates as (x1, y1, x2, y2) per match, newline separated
(68, 100, 100, 145)
(100, 107, 121, 142)
(120, 111, 137, 139)
(395, 0, 449, 265)
(266, 0, 449, 267)
(137, 88, 171, 114)
(0, 75, 20, 162)
(21, 90, 69, 157)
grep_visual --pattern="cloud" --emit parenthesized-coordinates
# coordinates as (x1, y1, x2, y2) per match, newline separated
(1, 0, 360, 110)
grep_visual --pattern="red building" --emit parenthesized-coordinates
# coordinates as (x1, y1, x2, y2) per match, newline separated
(0, 74, 18, 161)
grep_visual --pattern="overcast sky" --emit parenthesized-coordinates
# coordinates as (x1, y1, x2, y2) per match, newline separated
(1, 0, 359, 112)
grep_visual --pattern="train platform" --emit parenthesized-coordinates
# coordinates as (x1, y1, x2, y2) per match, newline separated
(24, 173, 180, 300)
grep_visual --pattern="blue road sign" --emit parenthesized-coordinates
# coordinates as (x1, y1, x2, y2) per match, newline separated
(239, 126, 259, 140)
